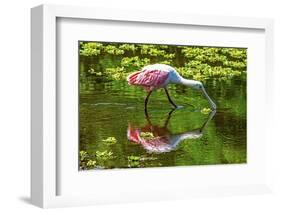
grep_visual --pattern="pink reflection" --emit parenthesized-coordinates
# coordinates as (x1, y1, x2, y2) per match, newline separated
(127, 109, 216, 154)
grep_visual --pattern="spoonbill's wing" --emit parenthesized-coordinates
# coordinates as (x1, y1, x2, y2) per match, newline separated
(127, 69, 169, 90)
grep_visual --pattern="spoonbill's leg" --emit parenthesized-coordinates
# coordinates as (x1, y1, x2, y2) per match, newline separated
(145, 90, 153, 109)
(164, 108, 176, 127)
(164, 88, 178, 108)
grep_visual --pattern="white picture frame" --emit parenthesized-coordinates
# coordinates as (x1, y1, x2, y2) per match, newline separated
(31, 4, 274, 208)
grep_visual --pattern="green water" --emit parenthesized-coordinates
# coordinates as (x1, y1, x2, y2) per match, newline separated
(79, 78, 246, 170)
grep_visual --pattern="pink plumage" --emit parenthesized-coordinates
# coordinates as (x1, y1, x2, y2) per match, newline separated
(127, 67, 169, 90)
(127, 126, 173, 153)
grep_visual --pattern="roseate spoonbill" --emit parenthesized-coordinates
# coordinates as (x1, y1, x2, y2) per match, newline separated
(127, 109, 216, 153)
(127, 64, 217, 110)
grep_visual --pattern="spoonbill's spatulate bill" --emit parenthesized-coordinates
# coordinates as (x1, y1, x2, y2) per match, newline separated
(127, 64, 217, 110)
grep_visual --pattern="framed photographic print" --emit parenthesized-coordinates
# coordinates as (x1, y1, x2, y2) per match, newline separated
(31, 4, 274, 208)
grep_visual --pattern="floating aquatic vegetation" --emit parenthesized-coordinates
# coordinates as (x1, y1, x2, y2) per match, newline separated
(80, 150, 96, 170)
(104, 45, 125, 55)
(128, 155, 141, 168)
(88, 66, 102, 76)
(96, 150, 114, 161)
(79, 42, 103, 56)
(120, 56, 150, 69)
(158, 60, 172, 65)
(119, 44, 137, 52)
(102, 137, 117, 145)
(79, 150, 88, 161)
(86, 160, 96, 168)
(163, 53, 175, 59)
(201, 108, 212, 114)
(79, 150, 115, 170)
(128, 155, 141, 161)
(140, 44, 166, 56)
(140, 132, 154, 139)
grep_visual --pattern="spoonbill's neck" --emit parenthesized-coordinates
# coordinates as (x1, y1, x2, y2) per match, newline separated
(169, 131, 202, 148)
(180, 78, 199, 88)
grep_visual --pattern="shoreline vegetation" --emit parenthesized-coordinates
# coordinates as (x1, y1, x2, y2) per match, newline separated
(79, 41, 247, 83)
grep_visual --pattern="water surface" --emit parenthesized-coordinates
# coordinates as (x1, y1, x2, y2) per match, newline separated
(79, 79, 246, 169)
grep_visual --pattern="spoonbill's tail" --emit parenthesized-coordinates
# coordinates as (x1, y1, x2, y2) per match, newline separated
(127, 71, 142, 85)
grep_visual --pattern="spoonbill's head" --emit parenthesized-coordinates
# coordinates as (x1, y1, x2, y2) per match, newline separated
(180, 78, 217, 110)
(192, 81, 203, 90)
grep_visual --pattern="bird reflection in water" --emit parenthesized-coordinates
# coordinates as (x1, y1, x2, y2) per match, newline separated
(127, 109, 216, 153)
